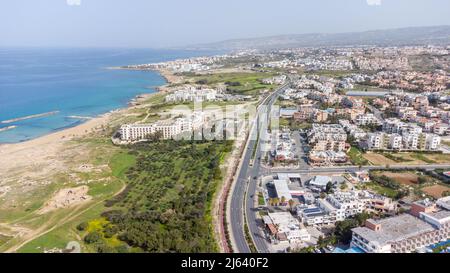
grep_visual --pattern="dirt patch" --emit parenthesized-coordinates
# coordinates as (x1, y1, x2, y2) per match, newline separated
(363, 153, 396, 165)
(425, 153, 450, 164)
(422, 185, 450, 199)
(380, 172, 420, 185)
(39, 186, 92, 214)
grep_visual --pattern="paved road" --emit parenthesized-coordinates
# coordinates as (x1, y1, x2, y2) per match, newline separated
(229, 83, 289, 253)
(273, 164, 450, 175)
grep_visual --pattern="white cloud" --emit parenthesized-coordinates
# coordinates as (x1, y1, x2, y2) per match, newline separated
(67, 0, 81, 6)
(366, 0, 382, 6)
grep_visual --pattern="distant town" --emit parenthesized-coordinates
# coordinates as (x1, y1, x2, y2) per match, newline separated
(113, 45, 450, 254)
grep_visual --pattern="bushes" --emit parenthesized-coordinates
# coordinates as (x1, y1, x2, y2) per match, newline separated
(76, 222, 88, 231)
(84, 231, 101, 244)
(369, 173, 409, 199)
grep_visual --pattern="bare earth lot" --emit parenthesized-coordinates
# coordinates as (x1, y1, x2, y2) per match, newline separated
(363, 152, 450, 166)
(381, 172, 420, 185)
(422, 185, 450, 199)
(363, 153, 396, 165)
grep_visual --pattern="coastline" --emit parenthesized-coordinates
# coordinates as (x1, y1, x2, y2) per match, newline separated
(0, 68, 174, 152)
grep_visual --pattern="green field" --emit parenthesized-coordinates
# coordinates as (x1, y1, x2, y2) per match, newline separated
(363, 182, 399, 199)
(348, 146, 369, 166)
(188, 72, 278, 96)
(78, 139, 233, 253)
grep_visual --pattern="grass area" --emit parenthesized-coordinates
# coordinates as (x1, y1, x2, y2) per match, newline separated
(187, 72, 277, 96)
(279, 117, 290, 127)
(411, 153, 437, 164)
(364, 151, 449, 165)
(382, 153, 411, 163)
(258, 192, 265, 206)
(0, 235, 12, 248)
(352, 84, 389, 91)
(275, 98, 297, 108)
(364, 182, 399, 199)
(275, 117, 312, 131)
(109, 152, 137, 179)
(348, 146, 369, 166)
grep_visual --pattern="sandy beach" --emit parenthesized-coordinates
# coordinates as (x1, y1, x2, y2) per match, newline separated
(0, 113, 110, 156)
(0, 67, 174, 174)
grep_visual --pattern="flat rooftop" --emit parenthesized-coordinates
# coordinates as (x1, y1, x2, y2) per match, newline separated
(273, 179, 293, 200)
(352, 214, 435, 245)
(425, 210, 450, 221)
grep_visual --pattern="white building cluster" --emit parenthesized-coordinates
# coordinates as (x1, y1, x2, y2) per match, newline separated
(363, 118, 441, 151)
(307, 124, 348, 152)
(297, 189, 397, 227)
(263, 212, 311, 247)
(120, 113, 205, 141)
(165, 86, 218, 103)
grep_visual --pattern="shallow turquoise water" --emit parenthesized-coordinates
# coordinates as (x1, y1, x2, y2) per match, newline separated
(0, 48, 212, 143)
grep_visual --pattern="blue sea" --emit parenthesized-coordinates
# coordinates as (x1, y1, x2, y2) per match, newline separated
(0, 48, 214, 143)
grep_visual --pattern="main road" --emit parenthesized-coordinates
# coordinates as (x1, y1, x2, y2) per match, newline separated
(228, 81, 289, 253)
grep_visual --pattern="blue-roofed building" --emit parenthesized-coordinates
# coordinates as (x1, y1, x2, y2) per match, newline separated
(297, 205, 337, 226)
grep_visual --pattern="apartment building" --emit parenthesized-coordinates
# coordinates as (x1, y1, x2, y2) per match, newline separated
(355, 113, 381, 126)
(307, 124, 347, 152)
(364, 131, 441, 151)
(317, 191, 366, 222)
(424, 133, 441, 150)
(389, 134, 403, 150)
(351, 198, 450, 253)
(366, 133, 387, 150)
(308, 151, 348, 166)
(342, 97, 365, 109)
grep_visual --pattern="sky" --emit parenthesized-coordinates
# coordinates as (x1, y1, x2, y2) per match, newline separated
(0, 0, 449, 48)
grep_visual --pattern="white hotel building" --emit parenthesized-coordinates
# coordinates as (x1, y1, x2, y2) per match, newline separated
(120, 113, 204, 141)
(351, 197, 450, 253)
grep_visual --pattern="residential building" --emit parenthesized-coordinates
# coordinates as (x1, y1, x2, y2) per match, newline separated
(263, 212, 311, 244)
(351, 198, 450, 253)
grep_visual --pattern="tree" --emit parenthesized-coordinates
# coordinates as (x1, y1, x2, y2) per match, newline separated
(418, 176, 429, 184)
(84, 231, 101, 244)
(273, 198, 279, 206)
(325, 182, 334, 193)
(76, 222, 88, 231)
(288, 199, 295, 210)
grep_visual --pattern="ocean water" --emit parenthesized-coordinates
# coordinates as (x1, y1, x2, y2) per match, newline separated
(0, 48, 213, 143)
